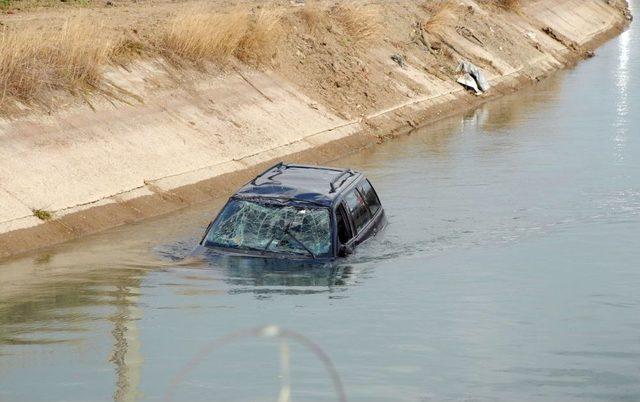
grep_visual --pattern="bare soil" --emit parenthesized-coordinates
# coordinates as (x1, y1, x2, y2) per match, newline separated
(1, 0, 627, 118)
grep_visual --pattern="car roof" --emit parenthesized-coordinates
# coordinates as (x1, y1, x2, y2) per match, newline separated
(233, 162, 363, 207)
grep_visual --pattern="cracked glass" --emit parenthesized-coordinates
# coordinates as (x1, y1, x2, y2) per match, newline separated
(205, 199, 332, 258)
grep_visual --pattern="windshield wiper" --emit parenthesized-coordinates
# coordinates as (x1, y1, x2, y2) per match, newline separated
(263, 218, 294, 253)
(282, 226, 316, 259)
(264, 217, 316, 259)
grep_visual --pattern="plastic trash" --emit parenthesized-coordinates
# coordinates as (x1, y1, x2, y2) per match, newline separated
(457, 74, 482, 95)
(456, 60, 490, 94)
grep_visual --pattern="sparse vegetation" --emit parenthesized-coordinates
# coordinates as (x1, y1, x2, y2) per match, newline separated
(161, 9, 249, 64)
(423, 1, 457, 34)
(0, 17, 115, 110)
(0, 0, 536, 115)
(299, 1, 327, 33)
(160, 7, 283, 66)
(332, 3, 382, 43)
(111, 37, 147, 64)
(498, 0, 520, 11)
(0, 6, 286, 111)
(32, 209, 53, 221)
(0, 1, 387, 113)
(236, 9, 284, 65)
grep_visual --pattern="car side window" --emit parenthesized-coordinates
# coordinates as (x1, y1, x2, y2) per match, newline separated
(336, 204, 353, 244)
(344, 187, 372, 233)
(359, 180, 381, 215)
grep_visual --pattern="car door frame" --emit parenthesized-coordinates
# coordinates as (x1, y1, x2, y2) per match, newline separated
(334, 178, 386, 253)
(332, 201, 356, 257)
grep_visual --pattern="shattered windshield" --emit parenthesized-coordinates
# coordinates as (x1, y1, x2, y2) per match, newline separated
(204, 199, 332, 258)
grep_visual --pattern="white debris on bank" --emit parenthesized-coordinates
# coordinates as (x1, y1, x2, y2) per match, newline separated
(456, 60, 490, 95)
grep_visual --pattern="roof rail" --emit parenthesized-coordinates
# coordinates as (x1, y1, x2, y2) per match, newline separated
(251, 163, 355, 192)
(329, 169, 355, 193)
(251, 162, 285, 185)
(284, 164, 344, 172)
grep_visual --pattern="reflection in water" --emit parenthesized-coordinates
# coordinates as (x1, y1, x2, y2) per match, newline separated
(388, 74, 563, 161)
(196, 251, 360, 297)
(472, 75, 562, 134)
(614, 3, 632, 162)
(110, 285, 142, 402)
(0, 251, 148, 401)
(1, 271, 130, 345)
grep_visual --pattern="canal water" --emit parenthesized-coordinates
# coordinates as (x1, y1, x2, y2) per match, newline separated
(1, 9, 638, 402)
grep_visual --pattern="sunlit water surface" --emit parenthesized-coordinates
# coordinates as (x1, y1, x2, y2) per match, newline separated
(1, 7, 639, 402)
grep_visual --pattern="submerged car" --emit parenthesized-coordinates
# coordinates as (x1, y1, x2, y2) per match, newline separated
(198, 162, 386, 260)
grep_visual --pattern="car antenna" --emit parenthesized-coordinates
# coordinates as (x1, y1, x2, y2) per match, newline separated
(329, 169, 355, 193)
(251, 162, 287, 185)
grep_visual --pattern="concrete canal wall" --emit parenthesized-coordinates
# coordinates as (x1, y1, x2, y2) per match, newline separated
(0, 0, 630, 258)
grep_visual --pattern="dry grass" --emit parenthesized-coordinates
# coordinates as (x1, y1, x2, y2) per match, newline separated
(161, 9, 249, 63)
(0, 6, 286, 111)
(160, 7, 284, 66)
(299, 1, 328, 33)
(236, 9, 284, 65)
(111, 37, 148, 64)
(0, 18, 115, 109)
(498, 0, 520, 10)
(423, 2, 457, 34)
(332, 3, 382, 43)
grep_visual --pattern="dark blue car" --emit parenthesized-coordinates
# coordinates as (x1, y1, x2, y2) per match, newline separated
(197, 162, 386, 260)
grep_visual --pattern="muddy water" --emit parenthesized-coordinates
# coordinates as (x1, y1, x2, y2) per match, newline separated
(2, 12, 639, 402)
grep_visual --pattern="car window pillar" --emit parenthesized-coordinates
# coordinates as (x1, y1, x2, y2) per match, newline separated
(336, 202, 354, 245)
